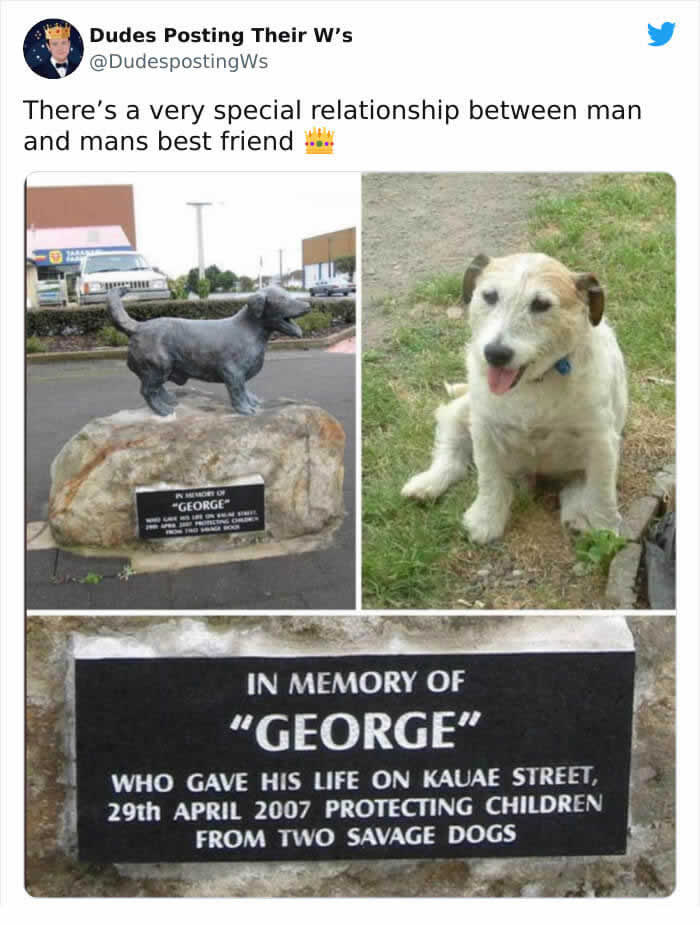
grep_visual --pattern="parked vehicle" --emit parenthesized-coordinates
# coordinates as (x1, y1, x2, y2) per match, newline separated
(37, 279, 67, 308)
(309, 277, 354, 297)
(78, 251, 170, 305)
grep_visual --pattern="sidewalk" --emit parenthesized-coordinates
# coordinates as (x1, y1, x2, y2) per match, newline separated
(326, 336, 356, 354)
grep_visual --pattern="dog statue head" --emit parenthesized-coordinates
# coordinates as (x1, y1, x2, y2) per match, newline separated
(246, 286, 311, 338)
(462, 253, 606, 393)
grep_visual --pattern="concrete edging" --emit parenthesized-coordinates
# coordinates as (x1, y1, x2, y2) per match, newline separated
(605, 463, 675, 608)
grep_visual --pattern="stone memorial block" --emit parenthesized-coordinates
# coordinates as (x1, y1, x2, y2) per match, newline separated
(75, 644, 635, 863)
(48, 390, 345, 553)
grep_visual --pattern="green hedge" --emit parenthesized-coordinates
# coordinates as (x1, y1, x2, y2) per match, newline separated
(26, 297, 354, 337)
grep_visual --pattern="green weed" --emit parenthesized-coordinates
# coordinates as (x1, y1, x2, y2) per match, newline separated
(575, 531, 627, 575)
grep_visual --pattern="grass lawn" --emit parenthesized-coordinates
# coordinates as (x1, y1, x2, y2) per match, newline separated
(362, 174, 675, 609)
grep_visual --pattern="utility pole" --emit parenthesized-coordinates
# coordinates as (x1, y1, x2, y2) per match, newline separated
(186, 202, 212, 281)
(278, 249, 284, 286)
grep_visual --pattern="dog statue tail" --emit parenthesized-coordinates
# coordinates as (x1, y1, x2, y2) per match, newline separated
(106, 287, 139, 336)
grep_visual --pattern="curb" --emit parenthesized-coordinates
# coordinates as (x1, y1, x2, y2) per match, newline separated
(604, 462, 675, 607)
(28, 347, 130, 363)
(26, 326, 355, 363)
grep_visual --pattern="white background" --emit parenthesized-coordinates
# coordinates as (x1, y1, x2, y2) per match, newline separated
(2, 0, 699, 920)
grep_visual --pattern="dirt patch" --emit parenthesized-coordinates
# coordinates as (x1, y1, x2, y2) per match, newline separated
(442, 487, 607, 611)
(362, 173, 591, 348)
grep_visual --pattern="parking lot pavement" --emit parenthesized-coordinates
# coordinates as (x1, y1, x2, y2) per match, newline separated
(27, 351, 355, 610)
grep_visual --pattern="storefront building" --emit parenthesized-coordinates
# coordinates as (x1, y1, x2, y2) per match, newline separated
(301, 227, 356, 288)
(27, 226, 133, 300)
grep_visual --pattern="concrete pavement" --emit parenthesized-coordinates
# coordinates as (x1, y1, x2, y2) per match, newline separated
(27, 349, 355, 610)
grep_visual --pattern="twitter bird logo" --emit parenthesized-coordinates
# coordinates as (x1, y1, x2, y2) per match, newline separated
(648, 22, 675, 46)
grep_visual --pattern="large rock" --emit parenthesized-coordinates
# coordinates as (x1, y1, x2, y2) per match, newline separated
(48, 389, 345, 552)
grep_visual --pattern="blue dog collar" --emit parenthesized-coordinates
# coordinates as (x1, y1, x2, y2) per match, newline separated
(554, 357, 571, 375)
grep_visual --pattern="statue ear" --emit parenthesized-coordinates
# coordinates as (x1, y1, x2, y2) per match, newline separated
(462, 254, 490, 304)
(247, 292, 265, 319)
(574, 272, 605, 326)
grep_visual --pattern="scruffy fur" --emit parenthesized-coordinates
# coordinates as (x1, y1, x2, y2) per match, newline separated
(402, 253, 627, 543)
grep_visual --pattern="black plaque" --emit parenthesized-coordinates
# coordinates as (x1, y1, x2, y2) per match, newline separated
(135, 480, 264, 539)
(75, 652, 634, 863)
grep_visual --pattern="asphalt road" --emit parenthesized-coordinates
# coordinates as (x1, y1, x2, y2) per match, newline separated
(27, 350, 355, 610)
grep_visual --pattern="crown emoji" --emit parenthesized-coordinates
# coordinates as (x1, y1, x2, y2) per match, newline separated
(44, 23, 71, 41)
(305, 127, 334, 154)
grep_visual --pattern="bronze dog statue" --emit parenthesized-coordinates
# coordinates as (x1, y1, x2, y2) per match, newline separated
(107, 286, 310, 416)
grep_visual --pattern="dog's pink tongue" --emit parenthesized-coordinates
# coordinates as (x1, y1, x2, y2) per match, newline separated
(487, 366, 519, 395)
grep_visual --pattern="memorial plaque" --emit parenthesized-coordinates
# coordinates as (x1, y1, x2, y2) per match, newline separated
(135, 478, 264, 539)
(75, 652, 634, 863)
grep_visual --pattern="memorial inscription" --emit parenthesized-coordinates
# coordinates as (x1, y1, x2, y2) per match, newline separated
(135, 479, 264, 540)
(75, 652, 635, 863)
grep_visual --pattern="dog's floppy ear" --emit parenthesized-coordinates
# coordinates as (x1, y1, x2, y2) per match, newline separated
(247, 292, 266, 319)
(574, 272, 605, 326)
(462, 254, 490, 304)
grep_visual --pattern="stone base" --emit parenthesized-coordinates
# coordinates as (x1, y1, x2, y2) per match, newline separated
(48, 389, 345, 554)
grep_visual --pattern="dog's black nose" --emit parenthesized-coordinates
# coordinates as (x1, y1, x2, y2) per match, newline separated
(484, 342, 515, 367)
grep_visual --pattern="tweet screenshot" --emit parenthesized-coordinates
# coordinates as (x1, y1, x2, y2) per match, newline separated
(1, 0, 698, 915)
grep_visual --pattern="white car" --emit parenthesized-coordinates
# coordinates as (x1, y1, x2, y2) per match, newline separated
(79, 251, 170, 305)
(309, 277, 355, 297)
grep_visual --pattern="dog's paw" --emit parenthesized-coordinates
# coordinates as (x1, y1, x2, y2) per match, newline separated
(461, 503, 505, 544)
(560, 483, 621, 534)
(444, 382, 469, 399)
(577, 509, 622, 534)
(562, 508, 622, 534)
(560, 506, 591, 533)
(401, 470, 446, 501)
(598, 511, 623, 533)
(559, 480, 588, 531)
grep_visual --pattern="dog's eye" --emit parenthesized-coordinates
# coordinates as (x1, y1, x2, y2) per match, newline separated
(483, 290, 498, 306)
(530, 296, 551, 313)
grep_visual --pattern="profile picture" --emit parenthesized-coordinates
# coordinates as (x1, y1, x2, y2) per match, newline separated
(24, 19, 84, 79)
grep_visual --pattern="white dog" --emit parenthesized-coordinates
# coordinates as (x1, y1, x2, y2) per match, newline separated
(402, 253, 627, 543)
